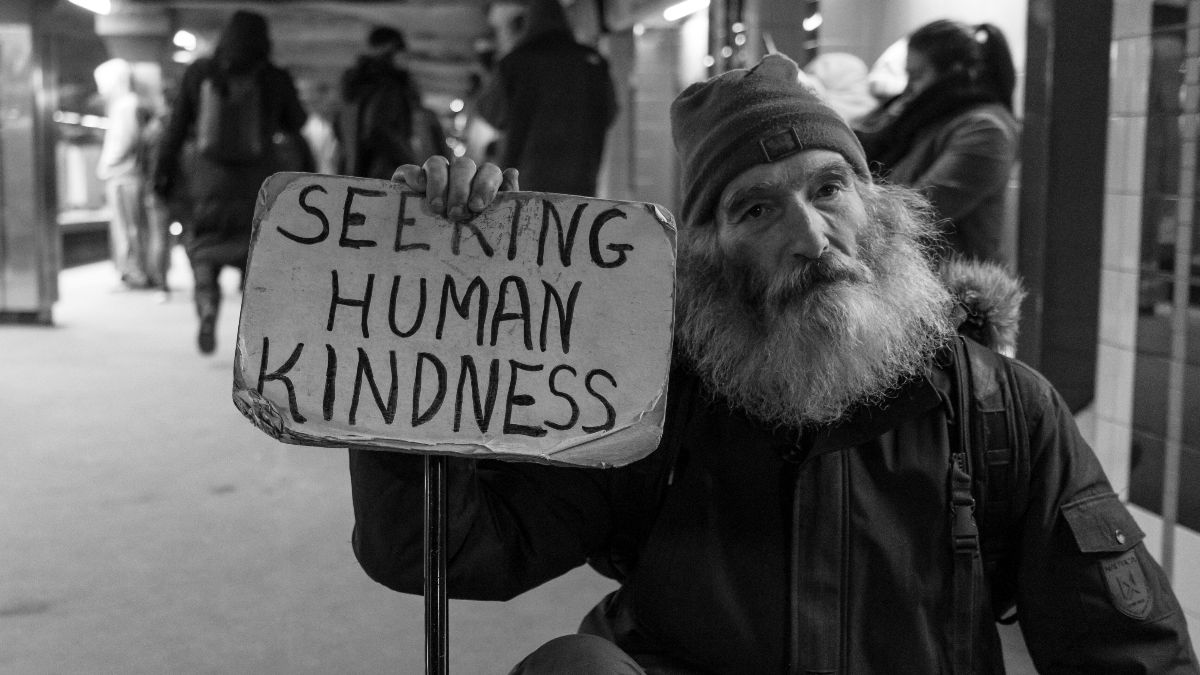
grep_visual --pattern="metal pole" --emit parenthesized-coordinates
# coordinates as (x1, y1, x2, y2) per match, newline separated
(424, 454, 448, 674)
(1160, 1, 1199, 582)
(1160, 196, 1193, 582)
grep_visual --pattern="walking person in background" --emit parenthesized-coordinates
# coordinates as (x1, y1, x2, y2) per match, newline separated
(856, 20, 1020, 268)
(477, 0, 617, 196)
(336, 27, 423, 180)
(153, 10, 307, 355)
(138, 99, 173, 303)
(296, 76, 340, 175)
(95, 58, 152, 292)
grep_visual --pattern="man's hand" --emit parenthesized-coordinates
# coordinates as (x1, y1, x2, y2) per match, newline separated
(391, 156, 519, 220)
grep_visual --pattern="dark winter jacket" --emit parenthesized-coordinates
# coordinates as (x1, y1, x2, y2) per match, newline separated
(476, 0, 617, 196)
(348, 265, 1197, 673)
(336, 55, 420, 180)
(857, 79, 1019, 267)
(155, 56, 306, 264)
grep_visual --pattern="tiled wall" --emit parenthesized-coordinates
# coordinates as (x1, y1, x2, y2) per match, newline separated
(1104, 0, 1200, 639)
(1098, 0, 1153, 498)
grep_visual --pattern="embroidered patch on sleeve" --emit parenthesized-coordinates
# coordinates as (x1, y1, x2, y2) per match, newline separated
(1100, 549, 1152, 620)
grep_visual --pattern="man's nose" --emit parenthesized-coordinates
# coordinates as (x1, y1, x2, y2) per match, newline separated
(785, 200, 830, 260)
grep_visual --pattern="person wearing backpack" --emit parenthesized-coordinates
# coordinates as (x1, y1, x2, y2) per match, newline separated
(476, 0, 617, 196)
(336, 26, 431, 180)
(153, 10, 307, 355)
(349, 54, 1198, 673)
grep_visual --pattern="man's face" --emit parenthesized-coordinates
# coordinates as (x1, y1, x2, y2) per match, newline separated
(713, 149, 870, 310)
(677, 150, 953, 427)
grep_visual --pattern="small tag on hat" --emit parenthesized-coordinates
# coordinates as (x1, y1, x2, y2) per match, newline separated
(759, 127, 804, 163)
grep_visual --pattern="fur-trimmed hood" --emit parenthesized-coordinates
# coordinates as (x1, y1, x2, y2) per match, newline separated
(940, 257, 1026, 356)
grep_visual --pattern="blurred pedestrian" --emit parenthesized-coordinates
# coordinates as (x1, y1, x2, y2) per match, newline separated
(336, 27, 423, 179)
(477, 0, 617, 196)
(153, 10, 307, 355)
(94, 58, 151, 291)
(856, 20, 1019, 267)
(802, 52, 877, 125)
(296, 76, 340, 175)
(138, 99, 173, 302)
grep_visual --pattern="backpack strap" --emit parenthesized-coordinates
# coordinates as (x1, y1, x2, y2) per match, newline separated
(947, 335, 1032, 673)
(961, 337, 1029, 622)
(948, 335, 982, 673)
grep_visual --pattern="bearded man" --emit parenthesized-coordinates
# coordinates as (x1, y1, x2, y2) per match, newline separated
(348, 54, 1197, 673)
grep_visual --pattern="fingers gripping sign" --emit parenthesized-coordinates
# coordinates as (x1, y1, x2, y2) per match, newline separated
(393, 157, 520, 220)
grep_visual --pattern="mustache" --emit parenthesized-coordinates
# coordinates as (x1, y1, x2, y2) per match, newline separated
(754, 252, 874, 310)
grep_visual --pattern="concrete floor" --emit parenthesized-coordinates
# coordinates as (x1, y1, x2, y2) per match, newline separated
(0, 253, 617, 674)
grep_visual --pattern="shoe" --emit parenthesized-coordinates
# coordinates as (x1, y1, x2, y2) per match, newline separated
(198, 316, 216, 355)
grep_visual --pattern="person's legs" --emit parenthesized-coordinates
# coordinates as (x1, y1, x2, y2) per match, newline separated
(106, 178, 149, 288)
(143, 191, 172, 298)
(508, 635, 645, 675)
(192, 261, 221, 354)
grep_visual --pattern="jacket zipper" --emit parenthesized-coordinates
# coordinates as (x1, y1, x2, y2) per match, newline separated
(788, 450, 850, 675)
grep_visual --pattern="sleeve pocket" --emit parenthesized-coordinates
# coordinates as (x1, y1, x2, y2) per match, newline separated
(1061, 491, 1144, 554)
(1061, 491, 1164, 622)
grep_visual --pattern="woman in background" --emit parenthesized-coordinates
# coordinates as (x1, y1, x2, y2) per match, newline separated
(856, 20, 1019, 267)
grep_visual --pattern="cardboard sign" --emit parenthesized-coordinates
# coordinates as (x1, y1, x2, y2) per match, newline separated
(233, 173, 676, 468)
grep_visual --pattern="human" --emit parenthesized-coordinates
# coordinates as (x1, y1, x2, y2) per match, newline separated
(94, 58, 152, 292)
(153, 10, 307, 355)
(855, 20, 1020, 267)
(475, 0, 617, 196)
(802, 52, 877, 126)
(296, 76, 340, 175)
(347, 54, 1198, 673)
(336, 26, 423, 180)
(137, 96, 173, 303)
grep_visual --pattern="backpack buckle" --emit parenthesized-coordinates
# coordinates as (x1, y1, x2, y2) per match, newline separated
(952, 498, 979, 553)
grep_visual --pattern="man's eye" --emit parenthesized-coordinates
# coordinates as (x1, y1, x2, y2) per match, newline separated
(741, 204, 767, 220)
(815, 182, 845, 199)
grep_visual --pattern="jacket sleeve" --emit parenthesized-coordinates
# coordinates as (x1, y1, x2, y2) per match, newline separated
(275, 69, 308, 135)
(153, 62, 202, 190)
(1008, 362, 1198, 672)
(348, 448, 614, 601)
(475, 66, 510, 132)
(909, 110, 1016, 225)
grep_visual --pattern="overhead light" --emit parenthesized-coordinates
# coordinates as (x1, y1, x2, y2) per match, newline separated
(663, 0, 709, 22)
(173, 30, 197, 51)
(449, 98, 464, 113)
(68, 0, 110, 14)
(802, 12, 823, 32)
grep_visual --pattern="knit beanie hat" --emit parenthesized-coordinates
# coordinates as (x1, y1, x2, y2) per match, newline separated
(670, 53, 871, 230)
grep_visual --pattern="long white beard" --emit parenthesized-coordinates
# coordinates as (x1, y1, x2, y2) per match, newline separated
(674, 184, 955, 428)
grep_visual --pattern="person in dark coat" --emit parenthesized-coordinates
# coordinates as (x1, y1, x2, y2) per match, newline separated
(856, 20, 1020, 267)
(336, 26, 423, 180)
(476, 0, 617, 196)
(349, 54, 1198, 673)
(153, 10, 307, 354)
